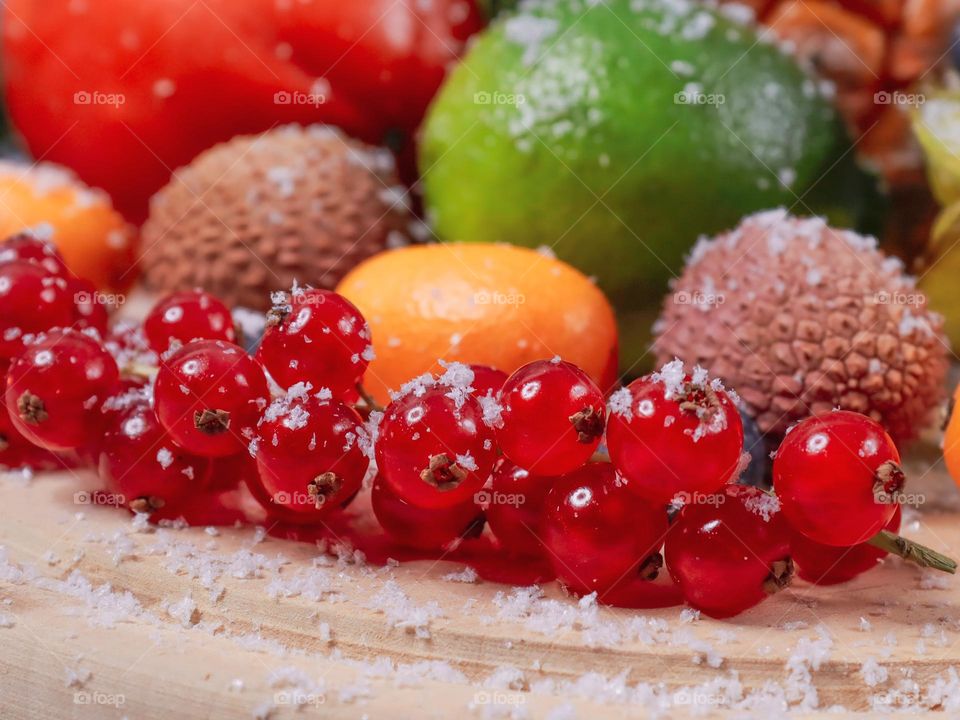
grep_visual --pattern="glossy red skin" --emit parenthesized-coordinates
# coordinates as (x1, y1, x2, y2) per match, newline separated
(144, 290, 236, 354)
(99, 404, 210, 514)
(497, 360, 605, 477)
(606, 375, 744, 506)
(377, 387, 496, 509)
(6, 329, 119, 451)
(0, 262, 74, 361)
(2, 0, 483, 220)
(256, 289, 371, 398)
(253, 396, 368, 521)
(665, 484, 792, 619)
(543, 463, 668, 597)
(773, 411, 900, 547)
(470, 364, 508, 399)
(0, 360, 64, 469)
(371, 476, 482, 550)
(206, 450, 256, 494)
(0, 233, 69, 276)
(154, 340, 269, 457)
(486, 460, 554, 557)
(789, 505, 901, 585)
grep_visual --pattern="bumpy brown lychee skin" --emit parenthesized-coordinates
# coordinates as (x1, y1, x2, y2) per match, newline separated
(653, 210, 949, 445)
(141, 125, 412, 311)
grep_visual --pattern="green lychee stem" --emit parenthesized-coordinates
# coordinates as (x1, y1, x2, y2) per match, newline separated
(868, 530, 957, 574)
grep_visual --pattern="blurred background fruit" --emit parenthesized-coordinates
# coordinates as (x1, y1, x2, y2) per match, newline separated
(654, 210, 948, 447)
(336, 243, 618, 402)
(0, 161, 137, 291)
(943, 383, 960, 485)
(140, 125, 412, 311)
(915, 91, 960, 348)
(2, 0, 484, 221)
(420, 0, 875, 366)
(724, 0, 960, 188)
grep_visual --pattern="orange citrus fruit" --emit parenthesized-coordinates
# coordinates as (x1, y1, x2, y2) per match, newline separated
(336, 243, 619, 403)
(944, 383, 960, 486)
(0, 161, 138, 291)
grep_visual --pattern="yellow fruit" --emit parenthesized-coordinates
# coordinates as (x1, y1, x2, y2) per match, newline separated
(336, 243, 619, 403)
(0, 161, 137, 291)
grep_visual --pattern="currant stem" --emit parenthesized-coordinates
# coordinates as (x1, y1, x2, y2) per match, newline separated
(355, 384, 384, 413)
(868, 530, 958, 574)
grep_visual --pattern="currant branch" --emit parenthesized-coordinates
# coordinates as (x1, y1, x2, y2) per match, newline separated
(868, 530, 958, 574)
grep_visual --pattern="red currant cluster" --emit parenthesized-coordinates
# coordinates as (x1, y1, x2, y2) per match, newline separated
(1, 233, 953, 619)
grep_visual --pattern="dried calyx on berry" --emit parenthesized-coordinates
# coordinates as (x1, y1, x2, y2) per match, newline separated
(606, 358, 745, 506)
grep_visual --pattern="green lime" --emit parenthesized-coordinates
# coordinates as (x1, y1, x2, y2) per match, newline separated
(420, 0, 870, 364)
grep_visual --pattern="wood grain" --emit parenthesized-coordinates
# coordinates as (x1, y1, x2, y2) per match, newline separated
(1, 455, 959, 718)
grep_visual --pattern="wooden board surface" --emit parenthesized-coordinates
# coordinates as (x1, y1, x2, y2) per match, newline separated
(2, 448, 960, 719)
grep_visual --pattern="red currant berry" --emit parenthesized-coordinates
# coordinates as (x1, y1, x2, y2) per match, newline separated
(788, 506, 901, 586)
(485, 460, 552, 557)
(470, 364, 508, 399)
(154, 340, 268, 457)
(256, 288, 372, 398)
(0, 232, 69, 276)
(99, 404, 210, 514)
(68, 277, 110, 336)
(144, 290, 236, 354)
(543, 462, 668, 596)
(606, 361, 744, 506)
(6, 329, 119, 451)
(376, 371, 497, 509)
(252, 386, 369, 521)
(664, 484, 793, 618)
(371, 475, 483, 550)
(0, 261, 74, 360)
(773, 411, 902, 547)
(496, 359, 605, 477)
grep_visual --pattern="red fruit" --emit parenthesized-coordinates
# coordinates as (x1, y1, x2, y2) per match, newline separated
(485, 460, 553, 557)
(376, 371, 497, 509)
(251, 387, 369, 521)
(497, 359, 605, 477)
(6, 329, 119, 451)
(0, 232, 69, 276)
(606, 360, 744, 506)
(99, 404, 210, 514)
(154, 340, 268, 457)
(789, 504, 901, 585)
(3, 0, 483, 220)
(371, 476, 483, 550)
(144, 290, 236, 354)
(543, 462, 668, 597)
(68, 277, 110, 335)
(470, 364, 508, 399)
(773, 411, 902, 547)
(665, 484, 793, 619)
(0, 261, 74, 360)
(256, 288, 371, 398)
(205, 450, 254, 494)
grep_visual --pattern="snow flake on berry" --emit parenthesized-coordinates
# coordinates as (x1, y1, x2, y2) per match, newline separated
(744, 492, 780, 522)
(156, 447, 174, 470)
(607, 387, 633, 420)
